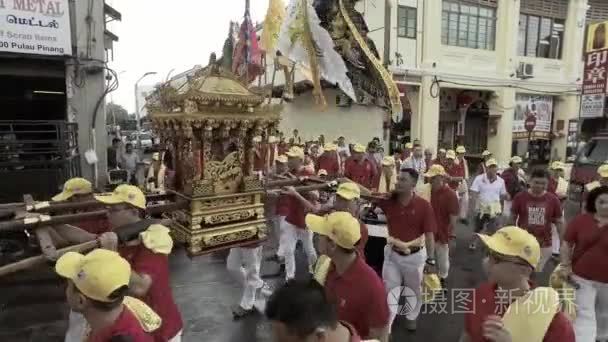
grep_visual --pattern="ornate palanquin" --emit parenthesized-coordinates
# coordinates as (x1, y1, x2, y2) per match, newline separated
(148, 59, 282, 256)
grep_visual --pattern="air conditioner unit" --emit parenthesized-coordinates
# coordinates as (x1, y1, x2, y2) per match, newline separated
(517, 62, 534, 79)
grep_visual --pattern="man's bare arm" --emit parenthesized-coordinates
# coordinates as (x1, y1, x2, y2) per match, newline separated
(368, 326, 390, 342)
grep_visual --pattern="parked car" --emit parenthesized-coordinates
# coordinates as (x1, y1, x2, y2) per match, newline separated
(569, 131, 608, 202)
(129, 132, 154, 151)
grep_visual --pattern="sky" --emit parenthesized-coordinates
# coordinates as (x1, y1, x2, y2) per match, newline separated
(107, 0, 270, 114)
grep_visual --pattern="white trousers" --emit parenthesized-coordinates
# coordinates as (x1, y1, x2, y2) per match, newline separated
(458, 191, 469, 219)
(276, 215, 287, 258)
(226, 246, 264, 310)
(283, 222, 317, 280)
(435, 243, 450, 279)
(382, 245, 427, 325)
(572, 274, 608, 341)
(551, 223, 561, 255)
(536, 247, 553, 273)
(502, 200, 512, 218)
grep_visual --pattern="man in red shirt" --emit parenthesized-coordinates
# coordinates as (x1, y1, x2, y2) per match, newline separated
(510, 168, 563, 273)
(56, 249, 157, 342)
(462, 226, 575, 342)
(401, 142, 413, 161)
(371, 167, 437, 331)
(316, 143, 342, 178)
(333, 182, 369, 256)
(434, 148, 447, 168)
(96, 185, 183, 342)
(345, 143, 377, 190)
(425, 164, 459, 288)
(266, 279, 367, 342)
(281, 146, 318, 280)
(306, 212, 390, 341)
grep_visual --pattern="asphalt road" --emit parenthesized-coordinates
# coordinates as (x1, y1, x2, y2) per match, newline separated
(0, 201, 580, 342)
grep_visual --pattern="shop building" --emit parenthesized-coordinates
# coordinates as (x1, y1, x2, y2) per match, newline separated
(0, 0, 120, 201)
(360, 0, 608, 165)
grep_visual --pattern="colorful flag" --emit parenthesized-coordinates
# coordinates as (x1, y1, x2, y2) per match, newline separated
(260, 0, 286, 53)
(277, 0, 356, 108)
(232, 3, 263, 84)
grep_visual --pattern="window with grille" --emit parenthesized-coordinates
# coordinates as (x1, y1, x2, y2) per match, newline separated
(517, 14, 564, 59)
(398, 6, 417, 39)
(441, 1, 497, 50)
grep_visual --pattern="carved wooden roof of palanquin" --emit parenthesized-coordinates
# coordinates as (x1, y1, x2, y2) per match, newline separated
(148, 61, 282, 127)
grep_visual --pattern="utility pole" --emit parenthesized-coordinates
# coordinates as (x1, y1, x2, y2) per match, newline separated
(383, 0, 392, 67)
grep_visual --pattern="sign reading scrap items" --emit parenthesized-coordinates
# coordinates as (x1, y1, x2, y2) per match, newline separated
(0, 0, 71, 56)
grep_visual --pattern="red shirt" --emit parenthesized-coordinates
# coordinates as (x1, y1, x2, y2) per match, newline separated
(547, 177, 558, 195)
(253, 145, 267, 172)
(88, 306, 154, 342)
(77, 217, 111, 235)
(317, 153, 340, 177)
(120, 245, 183, 341)
(511, 191, 562, 247)
(276, 194, 290, 217)
(446, 163, 465, 191)
(344, 157, 376, 190)
(564, 213, 608, 283)
(464, 282, 575, 342)
(284, 168, 317, 229)
(324, 254, 389, 338)
(431, 186, 459, 244)
(377, 195, 437, 242)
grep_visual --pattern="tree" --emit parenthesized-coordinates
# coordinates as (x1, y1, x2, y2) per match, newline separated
(105, 102, 129, 126)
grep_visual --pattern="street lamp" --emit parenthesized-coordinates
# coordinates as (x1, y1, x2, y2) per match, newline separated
(134, 71, 157, 147)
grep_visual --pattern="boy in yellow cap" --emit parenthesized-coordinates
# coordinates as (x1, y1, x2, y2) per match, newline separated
(306, 212, 390, 341)
(476, 150, 493, 175)
(56, 249, 157, 342)
(469, 158, 509, 250)
(425, 165, 459, 288)
(52, 178, 111, 235)
(93, 185, 183, 341)
(401, 142, 414, 161)
(461, 226, 574, 342)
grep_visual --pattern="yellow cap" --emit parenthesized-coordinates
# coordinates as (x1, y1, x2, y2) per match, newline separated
(286, 146, 305, 159)
(306, 212, 361, 249)
(482, 150, 492, 157)
(477, 226, 541, 269)
(424, 164, 447, 178)
(550, 161, 565, 170)
(485, 158, 498, 167)
(456, 145, 466, 154)
(52, 178, 93, 202)
(598, 164, 608, 178)
(511, 156, 523, 164)
(422, 273, 442, 303)
(405, 143, 413, 149)
(438, 148, 446, 154)
(55, 249, 131, 302)
(336, 182, 360, 201)
(276, 155, 288, 164)
(352, 144, 366, 153)
(323, 143, 338, 152)
(140, 224, 173, 255)
(152, 152, 160, 161)
(95, 184, 146, 209)
(381, 156, 395, 166)
(446, 150, 456, 160)
(317, 169, 328, 176)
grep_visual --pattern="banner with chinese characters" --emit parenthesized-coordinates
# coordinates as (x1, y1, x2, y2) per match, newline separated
(513, 94, 553, 140)
(0, 0, 71, 56)
(583, 49, 608, 95)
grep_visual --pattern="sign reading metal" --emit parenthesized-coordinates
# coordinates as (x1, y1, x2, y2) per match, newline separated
(0, 0, 71, 56)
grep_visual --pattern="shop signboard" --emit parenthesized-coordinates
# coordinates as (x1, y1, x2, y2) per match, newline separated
(581, 94, 606, 118)
(513, 94, 553, 139)
(583, 21, 608, 95)
(0, 0, 71, 56)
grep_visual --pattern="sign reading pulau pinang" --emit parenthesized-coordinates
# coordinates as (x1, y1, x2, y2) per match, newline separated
(0, 0, 71, 56)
